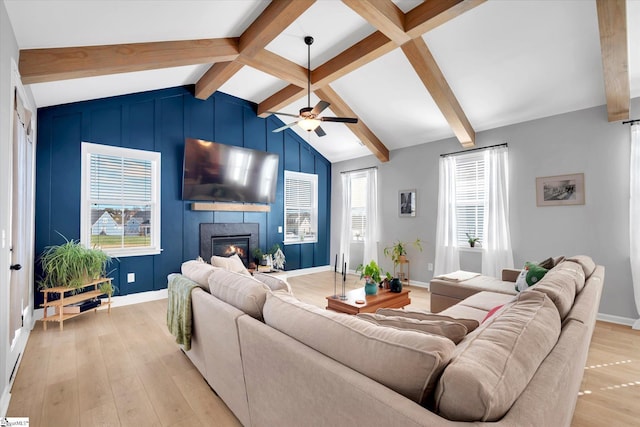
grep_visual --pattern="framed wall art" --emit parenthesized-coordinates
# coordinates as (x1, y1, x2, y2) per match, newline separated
(399, 189, 416, 217)
(536, 173, 585, 207)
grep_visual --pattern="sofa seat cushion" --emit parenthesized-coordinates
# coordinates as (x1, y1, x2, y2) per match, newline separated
(434, 290, 561, 422)
(263, 292, 456, 404)
(431, 275, 518, 300)
(375, 308, 480, 333)
(438, 305, 491, 324)
(208, 269, 270, 320)
(455, 291, 516, 312)
(356, 313, 468, 344)
(181, 259, 220, 292)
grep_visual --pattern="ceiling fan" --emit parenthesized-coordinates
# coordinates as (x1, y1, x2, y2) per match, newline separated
(270, 36, 358, 137)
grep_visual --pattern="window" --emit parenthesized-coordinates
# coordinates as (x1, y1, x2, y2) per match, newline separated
(80, 142, 161, 257)
(284, 170, 318, 244)
(350, 173, 367, 241)
(455, 152, 485, 246)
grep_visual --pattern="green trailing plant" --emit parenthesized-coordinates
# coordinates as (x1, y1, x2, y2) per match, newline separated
(356, 260, 383, 284)
(383, 238, 423, 264)
(38, 235, 112, 293)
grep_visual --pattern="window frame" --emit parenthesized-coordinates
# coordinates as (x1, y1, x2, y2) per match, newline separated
(283, 170, 318, 245)
(80, 142, 162, 257)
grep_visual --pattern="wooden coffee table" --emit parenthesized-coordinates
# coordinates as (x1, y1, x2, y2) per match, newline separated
(326, 287, 411, 315)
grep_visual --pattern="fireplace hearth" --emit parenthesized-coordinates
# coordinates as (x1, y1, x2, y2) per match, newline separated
(200, 223, 259, 267)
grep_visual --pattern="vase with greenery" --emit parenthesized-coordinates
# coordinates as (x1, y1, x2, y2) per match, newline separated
(383, 238, 423, 265)
(356, 260, 382, 295)
(466, 233, 480, 248)
(38, 236, 114, 295)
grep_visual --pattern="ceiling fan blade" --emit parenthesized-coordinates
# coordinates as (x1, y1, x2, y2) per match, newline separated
(314, 126, 326, 137)
(266, 111, 300, 118)
(311, 101, 330, 116)
(320, 117, 358, 124)
(272, 121, 299, 133)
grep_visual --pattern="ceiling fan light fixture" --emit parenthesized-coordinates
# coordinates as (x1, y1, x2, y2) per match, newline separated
(298, 118, 321, 131)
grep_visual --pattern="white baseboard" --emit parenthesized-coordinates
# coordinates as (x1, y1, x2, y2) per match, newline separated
(33, 288, 169, 321)
(285, 265, 332, 277)
(0, 386, 9, 418)
(407, 280, 429, 290)
(597, 313, 638, 328)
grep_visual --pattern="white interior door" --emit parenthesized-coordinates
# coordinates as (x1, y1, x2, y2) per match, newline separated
(8, 84, 35, 383)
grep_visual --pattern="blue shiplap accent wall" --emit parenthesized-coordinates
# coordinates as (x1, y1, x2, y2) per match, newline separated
(35, 86, 331, 303)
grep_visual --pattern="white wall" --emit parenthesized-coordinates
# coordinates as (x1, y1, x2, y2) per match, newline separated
(0, 0, 19, 414)
(331, 99, 640, 321)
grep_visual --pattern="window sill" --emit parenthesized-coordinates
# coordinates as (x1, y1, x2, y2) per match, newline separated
(459, 246, 483, 253)
(283, 239, 317, 245)
(102, 248, 162, 257)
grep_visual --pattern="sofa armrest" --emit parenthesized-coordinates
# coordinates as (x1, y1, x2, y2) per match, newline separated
(501, 268, 521, 282)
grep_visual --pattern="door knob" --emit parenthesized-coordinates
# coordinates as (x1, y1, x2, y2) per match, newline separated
(10, 264, 22, 271)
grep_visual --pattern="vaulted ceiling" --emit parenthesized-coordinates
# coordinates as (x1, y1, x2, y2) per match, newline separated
(5, 0, 638, 163)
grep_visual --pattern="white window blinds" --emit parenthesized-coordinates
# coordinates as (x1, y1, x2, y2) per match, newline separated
(284, 170, 318, 244)
(455, 153, 485, 245)
(81, 142, 161, 256)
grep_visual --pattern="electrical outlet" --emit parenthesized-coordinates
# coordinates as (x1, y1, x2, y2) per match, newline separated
(278, 226, 283, 233)
(427, 263, 433, 271)
(127, 273, 135, 283)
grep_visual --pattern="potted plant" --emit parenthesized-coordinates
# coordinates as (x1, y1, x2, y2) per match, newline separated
(252, 247, 264, 267)
(466, 233, 480, 248)
(38, 236, 114, 295)
(356, 260, 382, 295)
(383, 238, 423, 264)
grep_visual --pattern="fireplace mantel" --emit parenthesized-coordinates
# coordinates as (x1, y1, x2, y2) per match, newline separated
(191, 202, 270, 212)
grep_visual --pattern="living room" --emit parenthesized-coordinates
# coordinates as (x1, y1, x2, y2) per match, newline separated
(1, 0, 639, 426)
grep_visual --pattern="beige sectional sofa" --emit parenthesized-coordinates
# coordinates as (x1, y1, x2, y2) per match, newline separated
(169, 255, 603, 426)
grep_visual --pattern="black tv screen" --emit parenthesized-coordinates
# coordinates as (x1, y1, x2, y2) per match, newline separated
(182, 138, 279, 203)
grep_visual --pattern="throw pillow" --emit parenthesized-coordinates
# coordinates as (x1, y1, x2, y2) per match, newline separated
(211, 254, 250, 276)
(357, 313, 468, 344)
(253, 272, 291, 293)
(375, 308, 480, 333)
(537, 257, 554, 270)
(514, 262, 548, 292)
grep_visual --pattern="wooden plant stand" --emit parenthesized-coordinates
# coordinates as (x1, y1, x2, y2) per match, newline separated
(41, 277, 112, 331)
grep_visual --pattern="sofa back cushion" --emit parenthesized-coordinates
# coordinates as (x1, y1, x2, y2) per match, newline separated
(524, 261, 581, 319)
(357, 313, 468, 344)
(252, 272, 291, 293)
(211, 254, 251, 276)
(208, 269, 270, 320)
(566, 255, 596, 283)
(181, 260, 220, 292)
(434, 290, 561, 422)
(263, 292, 455, 404)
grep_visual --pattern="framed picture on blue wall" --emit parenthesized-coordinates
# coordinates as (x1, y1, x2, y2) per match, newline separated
(399, 189, 416, 217)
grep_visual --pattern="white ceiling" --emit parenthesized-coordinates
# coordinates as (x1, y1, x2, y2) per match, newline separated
(5, 0, 640, 163)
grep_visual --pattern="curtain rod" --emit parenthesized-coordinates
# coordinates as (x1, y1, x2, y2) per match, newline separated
(340, 166, 378, 174)
(440, 142, 508, 158)
(622, 119, 640, 125)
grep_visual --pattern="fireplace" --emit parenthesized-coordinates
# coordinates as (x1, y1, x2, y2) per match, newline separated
(200, 223, 259, 267)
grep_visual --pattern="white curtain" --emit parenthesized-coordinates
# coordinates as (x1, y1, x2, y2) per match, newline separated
(481, 146, 514, 277)
(339, 173, 352, 272)
(434, 156, 460, 276)
(363, 168, 379, 264)
(629, 123, 640, 329)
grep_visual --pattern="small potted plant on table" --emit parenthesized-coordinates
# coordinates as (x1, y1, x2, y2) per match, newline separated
(356, 260, 382, 295)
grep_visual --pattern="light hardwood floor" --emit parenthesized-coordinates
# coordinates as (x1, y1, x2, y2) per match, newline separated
(7, 271, 640, 426)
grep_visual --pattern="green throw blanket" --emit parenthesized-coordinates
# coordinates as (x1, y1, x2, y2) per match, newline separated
(167, 273, 201, 351)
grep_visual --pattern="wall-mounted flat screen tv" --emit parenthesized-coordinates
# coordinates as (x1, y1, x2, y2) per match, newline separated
(182, 138, 279, 203)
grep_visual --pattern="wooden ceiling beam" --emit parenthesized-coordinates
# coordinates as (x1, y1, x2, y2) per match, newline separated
(342, 0, 410, 45)
(238, 49, 308, 88)
(19, 38, 239, 84)
(401, 38, 475, 148)
(195, 61, 245, 100)
(195, 0, 315, 100)
(312, 31, 396, 88)
(239, 0, 316, 57)
(315, 85, 389, 162)
(596, 0, 629, 122)
(257, 84, 306, 118)
(405, 0, 486, 39)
